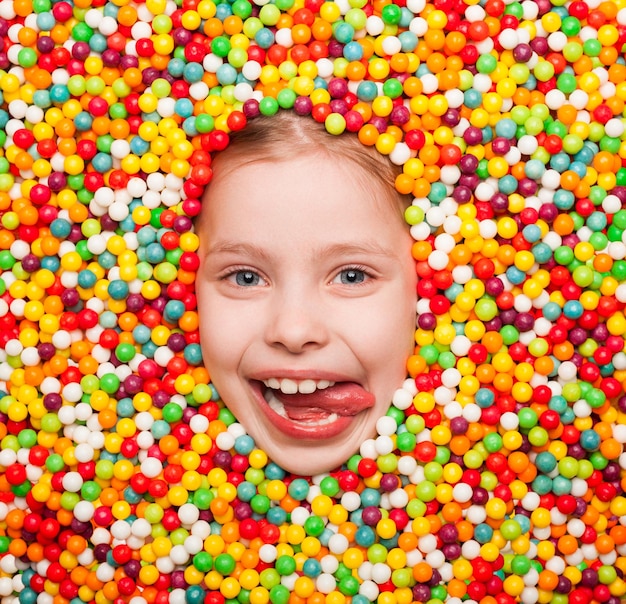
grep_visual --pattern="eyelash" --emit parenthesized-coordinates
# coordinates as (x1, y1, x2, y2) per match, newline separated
(221, 266, 268, 287)
(220, 265, 375, 287)
(333, 265, 373, 286)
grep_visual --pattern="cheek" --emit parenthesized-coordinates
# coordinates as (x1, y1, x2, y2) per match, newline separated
(371, 282, 417, 352)
(362, 291, 416, 392)
(198, 319, 244, 408)
(197, 287, 242, 371)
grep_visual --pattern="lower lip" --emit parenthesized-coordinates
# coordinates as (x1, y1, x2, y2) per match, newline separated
(250, 382, 360, 440)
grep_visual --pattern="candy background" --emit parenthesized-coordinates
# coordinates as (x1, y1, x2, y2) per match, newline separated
(1, 0, 626, 602)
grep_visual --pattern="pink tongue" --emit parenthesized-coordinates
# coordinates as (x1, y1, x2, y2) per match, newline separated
(285, 407, 332, 421)
(274, 383, 375, 419)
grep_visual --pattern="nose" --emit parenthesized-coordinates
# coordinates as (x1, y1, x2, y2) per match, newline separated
(265, 288, 329, 354)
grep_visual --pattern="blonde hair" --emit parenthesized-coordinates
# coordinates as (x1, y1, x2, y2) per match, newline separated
(208, 111, 409, 215)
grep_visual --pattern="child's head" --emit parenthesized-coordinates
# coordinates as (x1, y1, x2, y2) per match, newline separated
(196, 112, 417, 475)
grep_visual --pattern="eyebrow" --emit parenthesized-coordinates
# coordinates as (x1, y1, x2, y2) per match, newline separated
(205, 242, 271, 262)
(205, 241, 401, 261)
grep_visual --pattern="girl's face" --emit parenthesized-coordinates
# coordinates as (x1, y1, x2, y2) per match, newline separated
(196, 154, 417, 475)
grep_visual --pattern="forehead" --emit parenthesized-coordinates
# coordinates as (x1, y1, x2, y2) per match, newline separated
(195, 158, 411, 256)
(198, 152, 406, 227)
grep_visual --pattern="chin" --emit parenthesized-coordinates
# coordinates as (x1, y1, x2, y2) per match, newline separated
(218, 380, 385, 475)
(266, 446, 351, 476)
(255, 424, 370, 476)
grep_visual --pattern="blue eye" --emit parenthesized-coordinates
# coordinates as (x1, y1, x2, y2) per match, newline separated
(234, 271, 262, 286)
(338, 269, 366, 284)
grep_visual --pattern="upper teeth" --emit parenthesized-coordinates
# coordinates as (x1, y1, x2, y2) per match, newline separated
(263, 378, 335, 394)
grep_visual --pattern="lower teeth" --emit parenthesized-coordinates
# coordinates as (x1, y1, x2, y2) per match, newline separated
(264, 389, 339, 426)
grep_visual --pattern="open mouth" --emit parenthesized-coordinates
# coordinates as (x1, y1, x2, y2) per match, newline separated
(251, 378, 375, 439)
(263, 380, 340, 426)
